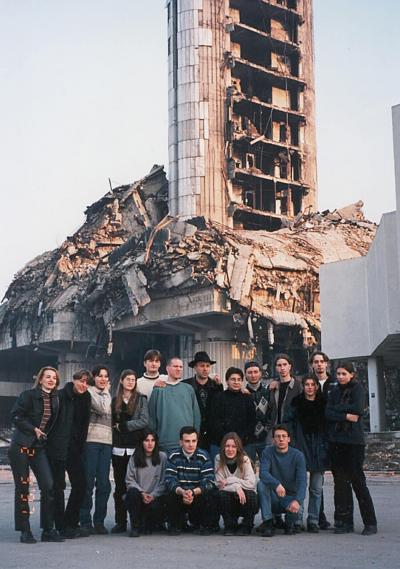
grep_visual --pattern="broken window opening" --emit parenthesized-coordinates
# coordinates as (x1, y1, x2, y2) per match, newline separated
(279, 124, 287, 142)
(246, 153, 255, 169)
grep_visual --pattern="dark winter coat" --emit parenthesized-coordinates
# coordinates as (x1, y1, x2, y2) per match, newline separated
(325, 379, 366, 446)
(206, 389, 256, 446)
(284, 393, 329, 472)
(268, 377, 302, 428)
(46, 382, 91, 461)
(183, 376, 223, 445)
(10, 386, 59, 448)
(112, 394, 149, 449)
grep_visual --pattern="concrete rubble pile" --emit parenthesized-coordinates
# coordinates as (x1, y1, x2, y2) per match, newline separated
(0, 162, 376, 353)
(74, 202, 376, 349)
(0, 166, 168, 349)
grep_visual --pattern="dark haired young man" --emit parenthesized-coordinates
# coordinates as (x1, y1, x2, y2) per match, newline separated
(137, 350, 168, 399)
(165, 427, 216, 535)
(183, 351, 222, 450)
(244, 361, 270, 462)
(257, 424, 307, 537)
(207, 367, 256, 463)
(309, 351, 337, 399)
(47, 370, 92, 538)
(309, 351, 336, 530)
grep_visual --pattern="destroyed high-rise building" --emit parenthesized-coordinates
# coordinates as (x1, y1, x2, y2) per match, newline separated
(0, 1, 377, 434)
(167, 0, 317, 229)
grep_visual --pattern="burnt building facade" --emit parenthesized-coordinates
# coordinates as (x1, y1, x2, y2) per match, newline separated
(0, 1, 378, 434)
(167, 0, 317, 229)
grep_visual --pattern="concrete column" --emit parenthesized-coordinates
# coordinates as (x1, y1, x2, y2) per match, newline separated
(368, 356, 386, 433)
(57, 352, 94, 386)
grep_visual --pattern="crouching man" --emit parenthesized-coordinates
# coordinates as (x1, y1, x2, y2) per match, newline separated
(257, 424, 306, 536)
(165, 427, 217, 535)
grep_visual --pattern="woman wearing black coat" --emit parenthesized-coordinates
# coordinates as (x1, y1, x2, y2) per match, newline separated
(326, 362, 377, 536)
(111, 369, 149, 533)
(284, 376, 329, 533)
(8, 367, 64, 544)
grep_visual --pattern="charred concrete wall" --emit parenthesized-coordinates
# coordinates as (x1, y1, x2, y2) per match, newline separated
(168, 0, 318, 229)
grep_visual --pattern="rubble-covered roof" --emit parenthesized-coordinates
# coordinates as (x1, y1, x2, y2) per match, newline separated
(0, 167, 376, 350)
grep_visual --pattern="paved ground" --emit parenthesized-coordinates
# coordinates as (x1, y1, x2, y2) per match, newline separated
(0, 468, 399, 569)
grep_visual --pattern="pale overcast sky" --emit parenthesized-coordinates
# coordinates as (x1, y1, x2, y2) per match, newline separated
(1, 0, 399, 299)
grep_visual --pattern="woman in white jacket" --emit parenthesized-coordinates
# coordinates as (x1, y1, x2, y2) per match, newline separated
(215, 432, 258, 535)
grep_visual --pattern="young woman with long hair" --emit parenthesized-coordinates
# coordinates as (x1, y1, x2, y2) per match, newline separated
(8, 366, 64, 544)
(80, 365, 112, 534)
(326, 362, 377, 535)
(111, 369, 149, 533)
(284, 376, 329, 533)
(124, 429, 167, 537)
(215, 432, 258, 535)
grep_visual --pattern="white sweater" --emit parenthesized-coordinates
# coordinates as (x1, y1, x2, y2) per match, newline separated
(215, 454, 256, 492)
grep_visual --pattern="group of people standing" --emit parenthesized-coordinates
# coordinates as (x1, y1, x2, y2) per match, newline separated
(8, 348, 378, 543)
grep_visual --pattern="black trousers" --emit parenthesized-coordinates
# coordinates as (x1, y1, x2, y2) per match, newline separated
(48, 458, 67, 531)
(8, 443, 54, 531)
(218, 489, 258, 529)
(112, 453, 130, 526)
(125, 487, 165, 529)
(330, 442, 377, 527)
(65, 450, 87, 529)
(166, 488, 217, 529)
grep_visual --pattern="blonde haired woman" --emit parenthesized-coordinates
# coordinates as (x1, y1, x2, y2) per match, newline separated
(8, 367, 64, 544)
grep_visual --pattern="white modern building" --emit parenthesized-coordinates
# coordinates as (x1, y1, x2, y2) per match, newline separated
(320, 105, 400, 433)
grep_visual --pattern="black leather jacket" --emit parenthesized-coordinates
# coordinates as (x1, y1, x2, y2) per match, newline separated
(10, 386, 59, 448)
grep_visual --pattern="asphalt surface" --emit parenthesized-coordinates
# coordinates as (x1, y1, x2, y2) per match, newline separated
(0, 470, 398, 569)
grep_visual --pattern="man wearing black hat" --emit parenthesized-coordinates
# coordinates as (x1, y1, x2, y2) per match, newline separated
(183, 351, 223, 451)
(244, 361, 271, 462)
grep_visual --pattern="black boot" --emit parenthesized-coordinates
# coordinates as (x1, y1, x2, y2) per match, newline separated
(20, 530, 37, 544)
(261, 519, 275, 537)
(41, 529, 65, 542)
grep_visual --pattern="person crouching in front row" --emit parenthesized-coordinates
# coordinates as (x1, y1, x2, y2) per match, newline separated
(164, 426, 217, 535)
(124, 429, 167, 537)
(257, 424, 307, 537)
(215, 432, 258, 536)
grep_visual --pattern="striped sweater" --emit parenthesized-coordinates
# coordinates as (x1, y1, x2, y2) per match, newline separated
(165, 448, 215, 493)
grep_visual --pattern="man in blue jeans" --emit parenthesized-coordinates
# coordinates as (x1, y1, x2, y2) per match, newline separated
(257, 424, 307, 537)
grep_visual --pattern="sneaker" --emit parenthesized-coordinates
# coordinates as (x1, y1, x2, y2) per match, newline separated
(294, 523, 305, 533)
(20, 530, 37, 544)
(361, 525, 377, 536)
(129, 528, 140, 538)
(307, 523, 319, 534)
(261, 520, 275, 538)
(319, 520, 331, 530)
(111, 524, 127, 534)
(41, 529, 65, 542)
(94, 524, 108, 535)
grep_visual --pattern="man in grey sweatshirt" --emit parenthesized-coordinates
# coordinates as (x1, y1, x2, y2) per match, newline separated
(257, 423, 307, 537)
